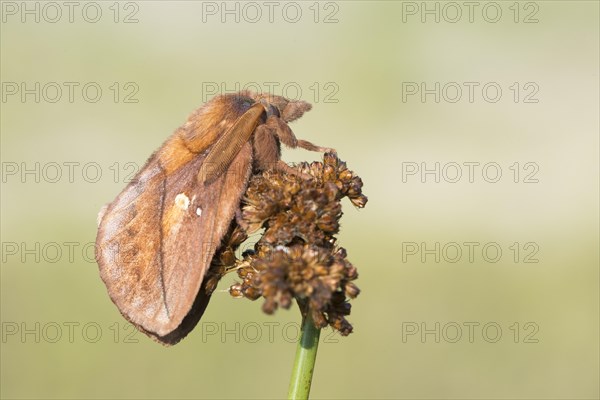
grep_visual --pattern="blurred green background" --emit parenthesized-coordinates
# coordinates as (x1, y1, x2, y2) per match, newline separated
(1, 1, 598, 399)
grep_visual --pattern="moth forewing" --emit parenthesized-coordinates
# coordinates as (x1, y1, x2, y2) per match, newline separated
(201, 102, 264, 184)
(96, 101, 255, 345)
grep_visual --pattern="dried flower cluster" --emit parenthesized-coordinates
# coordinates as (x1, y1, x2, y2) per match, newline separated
(208, 153, 367, 335)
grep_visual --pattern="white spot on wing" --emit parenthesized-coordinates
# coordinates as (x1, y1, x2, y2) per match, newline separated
(175, 193, 190, 210)
(196, 207, 202, 216)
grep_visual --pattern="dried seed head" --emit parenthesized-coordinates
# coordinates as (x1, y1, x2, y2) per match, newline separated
(207, 153, 366, 335)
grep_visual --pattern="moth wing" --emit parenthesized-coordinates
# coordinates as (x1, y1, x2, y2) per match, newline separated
(202, 103, 264, 183)
(96, 142, 252, 344)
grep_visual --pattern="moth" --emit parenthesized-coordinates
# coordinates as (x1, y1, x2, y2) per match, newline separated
(95, 91, 332, 345)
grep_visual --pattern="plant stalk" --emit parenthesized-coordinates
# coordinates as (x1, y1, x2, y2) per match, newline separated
(287, 307, 321, 400)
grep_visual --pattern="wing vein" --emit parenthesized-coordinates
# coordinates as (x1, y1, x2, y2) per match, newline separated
(157, 163, 170, 319)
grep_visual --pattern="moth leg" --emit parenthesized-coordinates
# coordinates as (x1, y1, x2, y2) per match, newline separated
(274, 160, 312, 180)
(253, 123, 312, 180)
(271, 117, 297, 148)
(253, 122, 281, 171)
(296, 139, 336, 154)
(234, 208, 247, 230)
(270, 116, 336, 154)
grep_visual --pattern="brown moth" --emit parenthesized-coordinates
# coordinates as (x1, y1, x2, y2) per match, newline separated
(95, 91, 332, 345)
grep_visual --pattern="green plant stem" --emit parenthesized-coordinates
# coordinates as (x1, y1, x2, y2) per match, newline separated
(287, 309, 321, 400)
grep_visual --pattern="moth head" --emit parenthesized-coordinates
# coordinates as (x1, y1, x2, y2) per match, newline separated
(251, 92, 312, 123)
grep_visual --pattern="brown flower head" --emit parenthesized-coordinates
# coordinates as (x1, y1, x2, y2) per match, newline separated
(209, 153, 366, 335)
